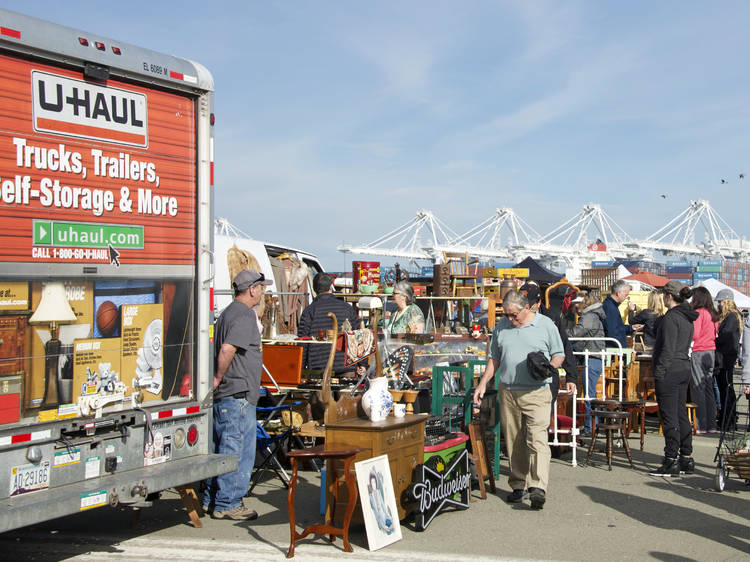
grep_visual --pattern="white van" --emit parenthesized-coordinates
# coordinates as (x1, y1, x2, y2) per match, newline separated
(213, 218, 324, 320)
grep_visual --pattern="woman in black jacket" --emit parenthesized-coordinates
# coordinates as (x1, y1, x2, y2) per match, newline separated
(650, 281, 698, 477)
(714, 288, 742, 430)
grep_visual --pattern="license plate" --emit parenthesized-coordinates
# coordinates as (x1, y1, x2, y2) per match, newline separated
(9, 460, 50, 497)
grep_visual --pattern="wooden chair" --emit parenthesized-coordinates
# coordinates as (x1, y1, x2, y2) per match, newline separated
(443, 251, 479, 297)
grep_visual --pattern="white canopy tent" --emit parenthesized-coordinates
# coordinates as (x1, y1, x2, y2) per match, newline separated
(691, 277, 750, 309)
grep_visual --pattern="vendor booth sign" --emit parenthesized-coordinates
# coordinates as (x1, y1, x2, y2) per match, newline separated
(410, 449, 470, 530)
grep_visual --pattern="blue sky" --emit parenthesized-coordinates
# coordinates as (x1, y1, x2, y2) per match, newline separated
(10, 1, 750, 270)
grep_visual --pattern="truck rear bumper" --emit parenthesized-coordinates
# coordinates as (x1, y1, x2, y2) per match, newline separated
(1, 453, 237, 533)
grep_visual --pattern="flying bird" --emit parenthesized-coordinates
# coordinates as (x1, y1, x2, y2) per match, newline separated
(740, 173, 745, 179)
(661, 194, 667, 198)
(721, 179, 728, 184)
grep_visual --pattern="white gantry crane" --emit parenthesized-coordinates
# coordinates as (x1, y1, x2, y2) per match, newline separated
(337, 210, 459, 263)
(441, 207, 541, 260)
(513, 204, 648, 265)
(627, 199, 750, 258)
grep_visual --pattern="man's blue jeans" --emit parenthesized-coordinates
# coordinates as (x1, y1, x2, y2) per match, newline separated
(582, 358, 603, 432)
(202, 396, 257, 512)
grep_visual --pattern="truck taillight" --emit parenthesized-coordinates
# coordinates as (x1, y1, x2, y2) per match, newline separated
(95, 41, 105, 51)
(112, 46, 121, 55)
(174, 428, 186, 448)
(78, 37, 89, 46)
(187, 424, 199, 446)
(210, 113, 215, 126)
(210, 287, 214, 312)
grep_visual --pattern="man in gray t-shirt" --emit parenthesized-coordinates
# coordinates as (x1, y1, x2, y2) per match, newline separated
(202, 269, 271, 520)
(473, 289, 564, 511)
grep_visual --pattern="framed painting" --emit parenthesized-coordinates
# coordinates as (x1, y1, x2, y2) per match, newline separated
(354, 454, 402, 551)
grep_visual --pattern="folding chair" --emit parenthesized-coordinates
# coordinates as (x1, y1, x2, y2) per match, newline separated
(248, 391, 302, 494)
(248, 366, 302, 494)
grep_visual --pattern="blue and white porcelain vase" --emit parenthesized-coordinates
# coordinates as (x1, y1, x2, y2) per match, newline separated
(362, 377, 393, 422)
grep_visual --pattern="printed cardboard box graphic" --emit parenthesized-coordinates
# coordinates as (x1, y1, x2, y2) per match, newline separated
(120, 303, 163, 402)
(72, 338, 123, 401)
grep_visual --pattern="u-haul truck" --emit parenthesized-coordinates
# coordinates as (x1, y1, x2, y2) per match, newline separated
(0, 9, 235, 532)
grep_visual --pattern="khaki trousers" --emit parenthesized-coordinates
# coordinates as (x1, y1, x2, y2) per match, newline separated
(499, 385, 552, 492)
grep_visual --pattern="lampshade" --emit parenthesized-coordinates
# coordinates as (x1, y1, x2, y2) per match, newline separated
(29, 282, 77, 325)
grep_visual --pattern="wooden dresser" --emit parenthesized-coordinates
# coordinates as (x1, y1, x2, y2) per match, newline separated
(325, 413, 427, 522)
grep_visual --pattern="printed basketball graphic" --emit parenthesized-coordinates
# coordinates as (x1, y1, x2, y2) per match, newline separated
(96, 301, 119, 337)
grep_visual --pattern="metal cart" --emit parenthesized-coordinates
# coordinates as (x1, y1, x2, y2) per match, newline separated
(713, 384, 750, 492)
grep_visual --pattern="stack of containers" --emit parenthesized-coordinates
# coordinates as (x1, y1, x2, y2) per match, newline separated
(665, 262, 694, 283)
(693, 259, 722, 285)
(721, 259, 750, 295)
(619, 260, 666, 276)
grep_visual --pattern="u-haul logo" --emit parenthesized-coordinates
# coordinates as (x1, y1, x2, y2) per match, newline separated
(31, 70, 148, 148)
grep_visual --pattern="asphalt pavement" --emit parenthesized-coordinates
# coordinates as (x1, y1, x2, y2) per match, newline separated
(2, 414, 749, 561)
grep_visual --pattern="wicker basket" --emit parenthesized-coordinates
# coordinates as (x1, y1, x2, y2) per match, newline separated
(726, 452, 750, 479)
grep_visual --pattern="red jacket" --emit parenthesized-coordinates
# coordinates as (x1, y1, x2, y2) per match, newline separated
(691, 307, 716, 352)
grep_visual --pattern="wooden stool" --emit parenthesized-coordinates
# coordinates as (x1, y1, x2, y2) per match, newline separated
(619, 400, 646, 451)
(657, 402, 698, 435)
(585, 410, 634, 471)
(285, 445, 364, 558)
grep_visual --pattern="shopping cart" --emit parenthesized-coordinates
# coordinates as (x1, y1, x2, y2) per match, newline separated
(713, 382, 750, 492)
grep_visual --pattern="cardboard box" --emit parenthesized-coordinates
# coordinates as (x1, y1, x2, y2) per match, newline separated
(72, 338, 123, 401)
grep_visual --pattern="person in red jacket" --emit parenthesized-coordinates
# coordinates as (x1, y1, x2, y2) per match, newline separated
(690, 287, 719, 434)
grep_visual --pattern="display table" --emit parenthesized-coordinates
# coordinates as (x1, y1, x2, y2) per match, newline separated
(325, 413, 427, 522)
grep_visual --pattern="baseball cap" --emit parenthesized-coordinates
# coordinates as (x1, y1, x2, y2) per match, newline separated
(518, 282, 541, 304)
(233, 269, 272, 291)
(663, 280, 686, 298)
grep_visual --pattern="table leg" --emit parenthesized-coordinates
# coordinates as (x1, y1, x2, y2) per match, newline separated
(327, 460, 338, 544)
(621, 422, 634, 468)
(286, 458, 299, 559)
(341, 456, 357, 553)
(639, 406, 645, 451)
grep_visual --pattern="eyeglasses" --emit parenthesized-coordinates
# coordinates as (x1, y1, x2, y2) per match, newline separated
(504, 311, 521, 320)
(251, 273, 266, 286)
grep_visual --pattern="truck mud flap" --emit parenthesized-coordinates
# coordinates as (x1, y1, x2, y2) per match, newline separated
(0, 453, 237, 533)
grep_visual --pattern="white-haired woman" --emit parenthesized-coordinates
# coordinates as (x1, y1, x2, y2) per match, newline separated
(385, 281, 425, 334)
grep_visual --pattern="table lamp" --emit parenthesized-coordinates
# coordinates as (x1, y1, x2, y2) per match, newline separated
(29, 282, 77, 409)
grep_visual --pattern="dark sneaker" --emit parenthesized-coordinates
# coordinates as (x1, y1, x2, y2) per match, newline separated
(679, 456, 695, 474)
(650, 458, 679, 477)
(212, 505, 258, 520)
(505, 489, 527, 503)
(528, 487, 546, 510)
